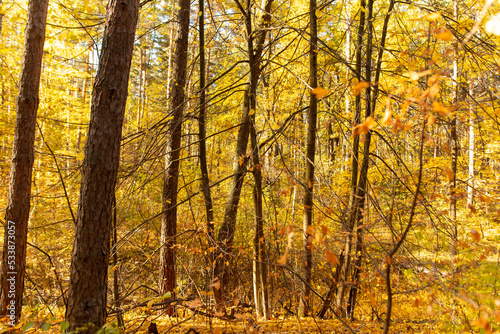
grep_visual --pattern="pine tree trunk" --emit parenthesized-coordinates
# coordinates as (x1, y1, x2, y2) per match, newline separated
(298, 0, 318, 317)
(0, 0, 48, 325)
(65, 1, 139, 332)
(158, 0, 191, 312)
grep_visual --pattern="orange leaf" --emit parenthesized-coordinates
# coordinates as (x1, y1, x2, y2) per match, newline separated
(432, 101, 449, 116)
(434, 27, 453, 41)
(353, 116, 376, 136)
(470, 228, 481, 242)
(325, 250, 339, 266)
(277, 249, 289, 266)
(443, 167, 454, 181)
(210, 278, 221, 291)
(311, 87, 329, 98)
(321, 225, 328, 236)
(352, 81, 370, 96)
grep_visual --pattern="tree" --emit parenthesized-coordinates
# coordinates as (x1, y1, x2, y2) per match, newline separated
(65, 0, 139, 332)
(158, 0, 191, 310)
(213, 0, 274, 306)
(297, 0, 318, 317)
(0, 0, 48, 325)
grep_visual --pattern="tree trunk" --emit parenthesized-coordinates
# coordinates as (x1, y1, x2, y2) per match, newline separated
(468, 81, 474, 207)
(450, 0, 459, 259)
(65, 1, 139, 332)
(198, 0, 214, 239)
(158, 0, 190, 311)
(298, 0, 318, 317)
(0, 0, 48, 325)
(214, 0, 274, 306)
(336, 0, 366, 315)
(0, 0, 4, 36)
(112, 194, 124, 328)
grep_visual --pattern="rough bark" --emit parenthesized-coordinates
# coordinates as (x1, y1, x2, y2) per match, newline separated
(158, 0, 190, 309)
(0, 0, 48, 325)
(214, 0, 274, 305)
(298, 0, 318, 317)
(65, 1, 139, 332)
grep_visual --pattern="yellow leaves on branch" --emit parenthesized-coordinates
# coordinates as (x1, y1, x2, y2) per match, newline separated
(311, 87, 329, 99)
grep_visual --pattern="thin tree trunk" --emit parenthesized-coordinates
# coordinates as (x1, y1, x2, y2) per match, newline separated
(468, 81, 474, 207)
(0, 0, 4, 36)
(450, 0, 459, 259)
(249, 53, 269, 318)
(0, 0, 48, 325)
(298, 0, 318, 317)
(112, 194, 124, 328)
(65, 1, 139, 332)
(336, 0, 366, 314)
(158, 0, 190, 312)
(198, 0, 214, 238)
(214, 0, 274, 306)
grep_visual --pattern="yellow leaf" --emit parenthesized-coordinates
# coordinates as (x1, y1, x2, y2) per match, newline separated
(426, 113, 436, 125)
(352, 81, 370, 96)
(353, 116, 376, 136)
(311, 87, 329, 99)
(424, 12, 441, 21)
(325, 250, 339, 266)
(434, 27, 453, 41)
(470, 228, 481, 242)
(382, 107, 391, 125)
(432, 101, 449, 116)
(443, 167, 454, 181)
(409, 69, 433, 81)
(306, 225, 315, 236)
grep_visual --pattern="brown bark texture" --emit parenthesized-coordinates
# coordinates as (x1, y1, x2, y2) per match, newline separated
(158, 0, 191, 302)
(65, 0, 139, 332)
(298, 0, 317, 317)
(0, 0, 48, 324)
